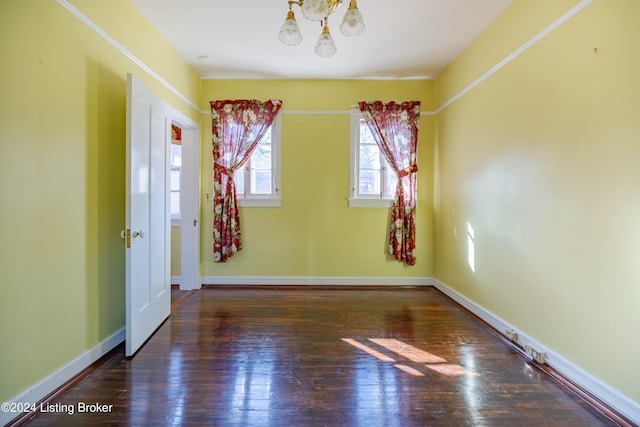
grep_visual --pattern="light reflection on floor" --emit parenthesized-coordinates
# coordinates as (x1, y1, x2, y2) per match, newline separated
(354, 357, 403, 427)
(229, 350, 274, 426)
(168, 347, 186, 424)
(393, 364, 425, 377)
(341, 338, 396, 362)
(343, 338, 479, 378)
(426, 363, 479, 377)
(369, 338, 447, 364)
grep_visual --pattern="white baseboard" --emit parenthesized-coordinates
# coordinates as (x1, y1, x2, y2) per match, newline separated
(430, 278, 640, 424)
(172, 276, 204, 291)
(201, 276, 433, 287)
(0, 327, 125, 426)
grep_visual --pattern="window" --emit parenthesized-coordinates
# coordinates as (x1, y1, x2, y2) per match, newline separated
(170, 143, 182, 222)
(467, 222, 476, 273)
(349, 109, 397, 207)
(234, 115, 281, 207)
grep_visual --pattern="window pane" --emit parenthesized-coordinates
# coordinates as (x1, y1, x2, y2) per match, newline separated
(359, 145, 381, 169)
(251, 142, 272, 169)
(170, 192, 180, 216)
(251, 127, 272, 147)
(359, 121, 376, 145)
(234, 170, 245, 195)
(251, 128, 272, 169)
(171, 144, 182, 167)
(359, 169, 380, 195)
(170, 169, 180, 191)
(170, 144, 181, 213)
(251, 170, 272, 194)
(386, 167, 398, 197)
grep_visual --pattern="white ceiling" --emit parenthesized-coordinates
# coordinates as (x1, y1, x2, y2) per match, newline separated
(131, 0, 514, 80)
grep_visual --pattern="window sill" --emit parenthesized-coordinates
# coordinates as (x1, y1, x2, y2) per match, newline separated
(171, 218, 181, 227)
(237, 198, 282, 208)
(348, 198, 393, 208)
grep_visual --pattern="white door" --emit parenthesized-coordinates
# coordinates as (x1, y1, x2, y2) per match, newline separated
(125, 73, 171, 356)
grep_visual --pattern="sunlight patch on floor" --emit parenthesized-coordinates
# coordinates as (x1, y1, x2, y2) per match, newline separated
(341, 338, 396, 362)
(343, 338, 479, 378)
(394, 364, 425, 377)
(369, 338, 447, 363)
(426, 363, 480, 377)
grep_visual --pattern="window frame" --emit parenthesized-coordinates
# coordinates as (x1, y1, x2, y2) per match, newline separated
(349, 109, 396, 208)
(235, 114, 282, 208)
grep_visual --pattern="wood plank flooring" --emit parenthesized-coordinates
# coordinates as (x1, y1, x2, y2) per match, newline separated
(18, 287, 620, 426)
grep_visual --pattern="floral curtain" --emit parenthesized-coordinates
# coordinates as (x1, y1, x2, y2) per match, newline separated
(211, 99, 282, 262)
(358, 101, 421, 266)
(171, 124, 182, 144)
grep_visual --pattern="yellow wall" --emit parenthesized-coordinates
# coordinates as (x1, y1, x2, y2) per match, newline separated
(200, 80, 435, 278)
(434, 0, 640, 402)
(171, 226, 181, 278)
(0, 0, 199, 403)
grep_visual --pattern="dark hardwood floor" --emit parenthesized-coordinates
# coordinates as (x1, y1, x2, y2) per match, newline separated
(170, 285, 196, 308)
(17, 287, 621, 426)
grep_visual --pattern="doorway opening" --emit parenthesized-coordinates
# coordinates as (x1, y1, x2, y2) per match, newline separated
(169, 113, 201, 291)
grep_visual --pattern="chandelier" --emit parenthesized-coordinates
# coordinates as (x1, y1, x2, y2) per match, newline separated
(278, 0, 365, 57)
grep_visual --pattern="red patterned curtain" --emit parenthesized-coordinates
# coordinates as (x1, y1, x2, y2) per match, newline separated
(358, 101, 421, 265)
(171, 124, 182, 144)
(211, 99, 282, 262)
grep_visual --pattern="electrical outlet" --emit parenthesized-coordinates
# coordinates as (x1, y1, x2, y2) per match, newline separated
(505, 329, 519, 343)
(524, 345, 547, 364)
(533, 350, 548, 364)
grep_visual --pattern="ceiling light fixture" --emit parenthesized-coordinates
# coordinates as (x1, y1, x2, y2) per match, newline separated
(278, 0, 365, 58)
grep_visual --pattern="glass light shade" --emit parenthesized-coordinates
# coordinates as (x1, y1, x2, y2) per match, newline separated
(339, 5, 365, 37)
(314, 26, 337, 57)
(278, 11, 303, 45)
(302, 0, 330, 21)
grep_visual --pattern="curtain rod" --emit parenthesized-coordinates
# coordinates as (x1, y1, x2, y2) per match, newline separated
(279, 109, 435, 116)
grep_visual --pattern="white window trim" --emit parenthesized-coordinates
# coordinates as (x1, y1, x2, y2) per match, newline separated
(349, 109, 394, 208)
(349, 198, 393, 208)
(236, 114, 282, 208)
